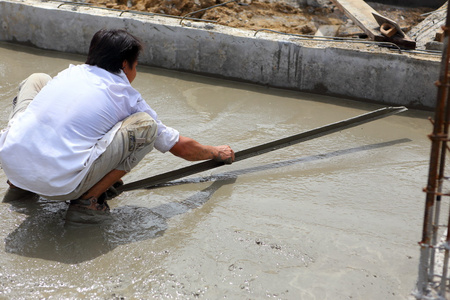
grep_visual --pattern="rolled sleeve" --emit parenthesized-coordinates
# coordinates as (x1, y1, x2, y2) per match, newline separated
(154, 126, 179, 153)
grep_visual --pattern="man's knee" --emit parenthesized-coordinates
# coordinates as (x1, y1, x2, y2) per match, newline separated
(122, 112, 158, 148)
(113, 113, 158, 172)
(28, 73, 52, 82)
(21, 73, 52, 91)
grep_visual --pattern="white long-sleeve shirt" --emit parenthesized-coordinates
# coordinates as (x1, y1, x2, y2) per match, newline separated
(0, 64, 179, 196)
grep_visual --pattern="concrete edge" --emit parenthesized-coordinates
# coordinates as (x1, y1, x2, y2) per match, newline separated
(0, 0, 441, 110)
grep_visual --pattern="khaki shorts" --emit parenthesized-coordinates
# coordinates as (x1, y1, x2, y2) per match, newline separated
(11, 73, 158, 200)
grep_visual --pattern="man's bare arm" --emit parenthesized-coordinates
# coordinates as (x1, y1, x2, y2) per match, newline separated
(169, 135, 235, 164)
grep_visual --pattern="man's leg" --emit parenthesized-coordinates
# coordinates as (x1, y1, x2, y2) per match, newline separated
(49, 112, 158, 211)
(81, 169, 126, 201)
(10, 73, 52, 120)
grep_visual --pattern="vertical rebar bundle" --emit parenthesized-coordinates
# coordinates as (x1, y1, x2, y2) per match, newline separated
(416, 4, 450, 299)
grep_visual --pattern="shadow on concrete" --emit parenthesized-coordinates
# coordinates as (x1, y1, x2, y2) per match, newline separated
(149, 138, 412, 189)
(3, 138, 410, 264)
(3, 178, 236, 264)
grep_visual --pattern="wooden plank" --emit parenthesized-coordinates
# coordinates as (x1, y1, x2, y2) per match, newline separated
(372, 12, 406, 37)
(371, 11, 416, 49)
(330, 0, 384, 41)
(331, 0, 416, 49)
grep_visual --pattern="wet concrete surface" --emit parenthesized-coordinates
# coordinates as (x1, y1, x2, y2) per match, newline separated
(0, 41, 436, 299)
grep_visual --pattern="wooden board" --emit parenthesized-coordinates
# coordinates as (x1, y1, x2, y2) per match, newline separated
(331, 0, 416, 49)
(372, 12, 406, 37)
(331, 0, 384, 41)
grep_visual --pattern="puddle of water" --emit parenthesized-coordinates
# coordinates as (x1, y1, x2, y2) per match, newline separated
(0, 41, 435, 299)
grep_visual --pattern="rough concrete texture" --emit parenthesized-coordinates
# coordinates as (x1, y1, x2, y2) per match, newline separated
(0, 0, 442, 110)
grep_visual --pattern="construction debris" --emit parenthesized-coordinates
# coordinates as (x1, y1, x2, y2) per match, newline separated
(314, 24, 341, 37)
(85, 0, 433, 39)
(331, 0, 416, 49)
(409, 2, 448, 50)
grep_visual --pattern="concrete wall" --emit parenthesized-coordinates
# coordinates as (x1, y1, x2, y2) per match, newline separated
(0, 0, 441, 110)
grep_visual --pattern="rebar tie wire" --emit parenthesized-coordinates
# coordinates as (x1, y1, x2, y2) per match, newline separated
(418, 241, 450, 250)
(51, 0, 441, 56)
(428, 118, 450, 153)
(427, 132, 450, 142)
(419, 239, 450, 252)
(254, 30, 442, 56)
(180, 0, 238, 26)
(57, 0, 93, 8)
(178, 1, 439, 56)
(422, 188, 450, 197)
(254, 28, 404, 53)
(54, 0, 216, 22)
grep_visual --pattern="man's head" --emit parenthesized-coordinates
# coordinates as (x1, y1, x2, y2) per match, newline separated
(85, 29, 143, 74)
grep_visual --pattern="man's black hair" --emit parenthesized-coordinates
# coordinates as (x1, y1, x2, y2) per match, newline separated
(85, 29, 143, 74)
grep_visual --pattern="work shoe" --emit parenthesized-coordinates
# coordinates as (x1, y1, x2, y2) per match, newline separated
(66, 196, 111, 224)
(68, 196, 110, 212)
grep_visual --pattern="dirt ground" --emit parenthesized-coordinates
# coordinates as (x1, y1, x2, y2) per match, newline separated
(85, 0, 434, 36)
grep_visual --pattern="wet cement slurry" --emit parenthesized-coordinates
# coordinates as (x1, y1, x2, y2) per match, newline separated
(0, 41, 437, 299)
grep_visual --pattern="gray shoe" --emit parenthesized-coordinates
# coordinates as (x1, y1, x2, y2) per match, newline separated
(65, 196, 111, 224)
(69, 196, 110, 212)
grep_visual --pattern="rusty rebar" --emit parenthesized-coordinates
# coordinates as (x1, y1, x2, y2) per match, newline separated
(417, 3, 450, 296)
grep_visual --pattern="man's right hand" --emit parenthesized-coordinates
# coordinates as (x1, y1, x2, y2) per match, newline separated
(213, 145, 235, 164)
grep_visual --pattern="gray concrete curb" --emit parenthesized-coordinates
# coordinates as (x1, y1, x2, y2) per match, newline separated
(0, 0, 441, 110)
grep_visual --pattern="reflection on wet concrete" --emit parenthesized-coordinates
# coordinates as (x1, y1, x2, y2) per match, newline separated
(4, 178, 236, 264)
(149, 138, 411, 189)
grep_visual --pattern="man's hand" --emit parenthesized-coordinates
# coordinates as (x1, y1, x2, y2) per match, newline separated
(213, 145, 235, 164)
